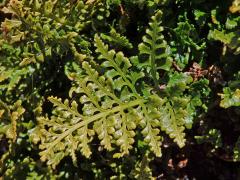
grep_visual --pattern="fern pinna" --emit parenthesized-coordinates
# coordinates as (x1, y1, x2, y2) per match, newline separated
(32, 11, 199, 168)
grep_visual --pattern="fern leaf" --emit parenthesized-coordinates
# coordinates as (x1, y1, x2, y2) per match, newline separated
(138, 10, 172, 82)
(0, 100, 25, 141)
(0, 65, 30, 92)
(100, 28, 133, 49)
(38, 96, 144, 168)
(38, 53, 145, 166)
(37, 33, 193, 167)
(38, 97, 93, 168)
(159, 102, 186, 147)
(36, 36, 158, 166)
(95, 34, 143, 94)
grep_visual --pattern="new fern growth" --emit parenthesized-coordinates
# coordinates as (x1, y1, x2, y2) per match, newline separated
(33, 11, 197, 168)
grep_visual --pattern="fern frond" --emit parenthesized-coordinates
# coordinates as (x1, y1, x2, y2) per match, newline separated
(94, 34, 143, 95)
(159, 100, 186, 147)
(36, 46, 146, 167)
(138, 10, 172, 86)
(37, 96, 144, 168)
(0, 100, 25, 141)
(0, 65, 30, 92)
(35, 12, 196, 168)
(36, 35, 164, 167)
(100, 28, 133, 49)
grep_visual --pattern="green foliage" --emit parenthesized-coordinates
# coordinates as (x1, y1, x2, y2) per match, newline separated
(0, 65, 29, 93)
(100, 28, 133, 49)
(2, 0, 91, 62)
(0, 0, 240, 179)
(208, 29, 240, 55)
(219, 88, 240, 108)
(208, 12, 240, 55)
(32, 11, 204, 169)
(233, 136, 240, 162)
(3, 156, 59, 180)
(171, 15, 206, 69)
(195, 129, 222, 149)
(129, 153, 153, 179)
(138, 10, 172, 84)
(0, 100, 25, 141)
(219, 71, 240, 108)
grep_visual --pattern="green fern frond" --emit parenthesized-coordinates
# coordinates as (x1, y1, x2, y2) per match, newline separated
(94, 34, 143, 94)
(100, 28, 133, 49)
(90, 1, 110, 29)
(0, 65, 30, 93)
(159, 100, 186, 147)
(37, 96, 144, 168)
(36, 12, 196, 168)
(0, 100, 25, 141)
(36, 46, 146, 167)
(138, 10, 172, 85)
(36, 35, 163, 167)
